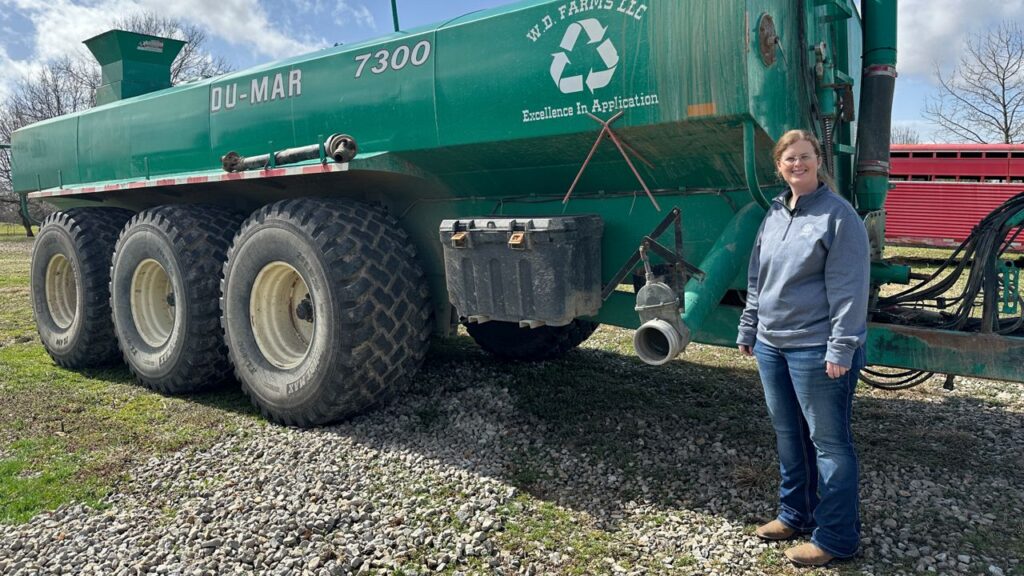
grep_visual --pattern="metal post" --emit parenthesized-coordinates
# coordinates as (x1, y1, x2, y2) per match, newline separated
(391, 0, 401, 32)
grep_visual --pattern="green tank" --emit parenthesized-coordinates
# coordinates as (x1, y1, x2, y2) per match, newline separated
(14, 2, 843, 196)
(12, 0, 1024, 426)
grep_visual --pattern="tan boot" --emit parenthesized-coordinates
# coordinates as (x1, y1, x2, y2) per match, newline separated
(784, 542, 835, 567)
(755, 519, 798, 541)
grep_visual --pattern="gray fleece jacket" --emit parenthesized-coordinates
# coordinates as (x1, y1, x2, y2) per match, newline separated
(736, 183, 870, 367)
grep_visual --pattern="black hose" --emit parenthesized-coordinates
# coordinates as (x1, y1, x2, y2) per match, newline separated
(877, 191, 1024, 333)
(861, 366, 935, 390)
(867, 192, 1024, 390)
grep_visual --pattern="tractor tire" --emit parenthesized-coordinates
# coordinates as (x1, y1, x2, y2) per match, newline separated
(30, 207, 134, 368)
(466, 319, 599, 361)
(110, 205, 245, 393)
(221, 198, 432, 427)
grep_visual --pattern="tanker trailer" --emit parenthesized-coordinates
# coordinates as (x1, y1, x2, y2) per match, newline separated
(11, 0, 1024, 427)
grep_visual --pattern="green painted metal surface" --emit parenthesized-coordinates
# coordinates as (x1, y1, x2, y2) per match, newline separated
(870, 261, 910, 285)
(681, 201, 765, 335)
(11, 1, 857, 329)
(860, 0, 896, 66)
(866, 324, 1024, 383)
(84, 30, 185, 106)
(12, 0, 853, 197)
(31, 1, 1016, 383)
(1001, 261, 1021, 315)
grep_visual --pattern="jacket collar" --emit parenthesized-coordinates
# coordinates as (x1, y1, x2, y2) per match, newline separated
(772, 182, 831, 210)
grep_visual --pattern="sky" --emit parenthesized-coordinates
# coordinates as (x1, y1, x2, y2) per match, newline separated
(1, 0, 1023, 142)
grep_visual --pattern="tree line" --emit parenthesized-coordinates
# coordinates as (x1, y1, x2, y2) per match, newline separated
(0, 14, 231, 235)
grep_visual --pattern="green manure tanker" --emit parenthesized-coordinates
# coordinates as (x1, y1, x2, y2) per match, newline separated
(11, 0, 1024, 426)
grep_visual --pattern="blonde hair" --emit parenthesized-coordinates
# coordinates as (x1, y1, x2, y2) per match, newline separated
(773, 129, 835, 190)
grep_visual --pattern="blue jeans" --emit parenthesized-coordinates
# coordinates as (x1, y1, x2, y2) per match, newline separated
(753, 340, 865, 558)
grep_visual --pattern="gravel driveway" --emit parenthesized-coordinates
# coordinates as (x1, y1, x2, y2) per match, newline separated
(1, 330, 1022, 576)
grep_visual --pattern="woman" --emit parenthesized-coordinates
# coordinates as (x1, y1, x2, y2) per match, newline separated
(736, 129, 870, 567)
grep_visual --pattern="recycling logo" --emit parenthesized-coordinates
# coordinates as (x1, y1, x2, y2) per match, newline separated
(550, 18, 619, 94)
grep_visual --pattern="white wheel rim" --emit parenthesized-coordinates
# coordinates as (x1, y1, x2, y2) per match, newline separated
(130, 259, 175, 348)
(250, 262, 314, 370)
(45, 254, 77, 329)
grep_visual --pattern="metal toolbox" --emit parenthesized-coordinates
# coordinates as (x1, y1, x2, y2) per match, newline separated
(439, 215, 603, 327)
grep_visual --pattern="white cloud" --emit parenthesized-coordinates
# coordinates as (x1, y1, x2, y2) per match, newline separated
(0, 0, 326, 100)
(6, 0, 135, 62)
(897, 0, 1024, 79)
(3, 0, 323, 65)
(333, 2, 375, 30)
(143, 0, 324, 58)
(0, 46, 15, 103)
(0, 43, 40, 103)
(291, 0, 326, 14)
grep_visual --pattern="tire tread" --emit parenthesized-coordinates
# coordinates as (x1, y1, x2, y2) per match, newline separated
(112, 204, 245, 393)
(222, 198, 431, 427)
(33, 207, 134, 368)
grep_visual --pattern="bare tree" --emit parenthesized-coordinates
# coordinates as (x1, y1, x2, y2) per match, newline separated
(891, 126, 921, 145)
(0, 144, 29, 234)
(923, 21, 1024, 144)
(1, 13, 232, 236)
(0, 57, 96, 235)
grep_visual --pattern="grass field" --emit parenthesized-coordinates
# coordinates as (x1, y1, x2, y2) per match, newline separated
(0, 236, 257, 524)
(0, 223, 32, 237)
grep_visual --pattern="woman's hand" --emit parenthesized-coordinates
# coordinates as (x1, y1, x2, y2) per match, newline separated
(738, 345, 753, 357)
(826, 361, 849, 379)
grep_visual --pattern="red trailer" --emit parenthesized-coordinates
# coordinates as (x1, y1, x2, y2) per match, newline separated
(886, 144, 1024, 250)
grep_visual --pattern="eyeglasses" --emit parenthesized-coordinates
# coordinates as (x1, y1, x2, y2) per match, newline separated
(781, 154, 817, 166)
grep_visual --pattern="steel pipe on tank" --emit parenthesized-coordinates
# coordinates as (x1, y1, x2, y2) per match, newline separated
(854, 0, 897, 212)
(634, 318, 686, 365)
(743, 120, 772, 209)
(221, 133, 357, 172)
(680, 202, 766, 338)
(633, 277, 691, 365)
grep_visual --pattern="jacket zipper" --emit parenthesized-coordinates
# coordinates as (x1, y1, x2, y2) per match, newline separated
(781, 205, 798, 240)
